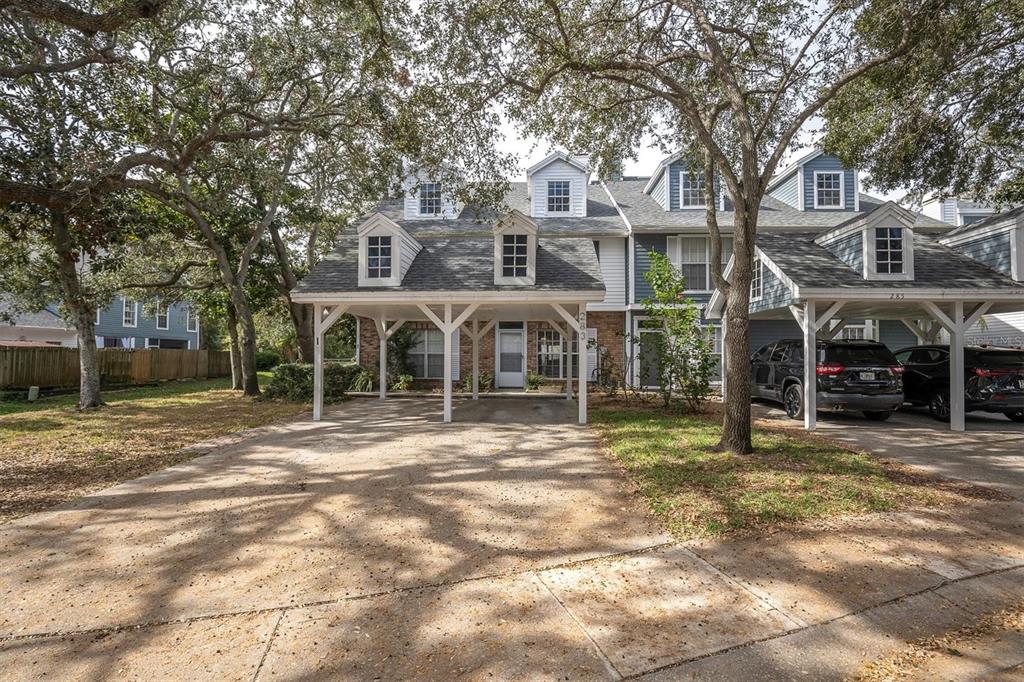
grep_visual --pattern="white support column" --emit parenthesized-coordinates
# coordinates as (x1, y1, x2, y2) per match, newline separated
(375, 318, 387, 401)
(578, 304, 588, 424)
(950, 301, 966, 433)
(803, 300, 817, 430)
(443, 303, 453, 423)
(313, 303, 324, 421)
(566, 324, 574, 400)
(472, 318, 480, 400)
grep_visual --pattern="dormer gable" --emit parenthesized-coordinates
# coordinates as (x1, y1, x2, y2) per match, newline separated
(526, 151, 589, 218)
(401, 167, 461, 220)
(767, 149, 859, 212)
(356, 213, 422, 287)
(642, 151, 728, 211)
(940, 206, 1024, 281)
(815, 201, 916, 281)
(493, 209, 538, 285)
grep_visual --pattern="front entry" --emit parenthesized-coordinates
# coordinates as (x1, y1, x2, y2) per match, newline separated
(496, 322, 526, 388)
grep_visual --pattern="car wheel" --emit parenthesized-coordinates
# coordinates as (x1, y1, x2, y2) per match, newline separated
(1005, 410, 1024, 423)
(783, 383, 803, 420)
(928, 391, 951, 422)
(863, 410, 894, 421)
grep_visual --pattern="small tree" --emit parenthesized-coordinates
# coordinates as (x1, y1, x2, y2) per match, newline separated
(642, 252, 715, 411)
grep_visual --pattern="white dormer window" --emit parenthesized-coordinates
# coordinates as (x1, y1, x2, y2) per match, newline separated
(750, 258, 763, 301)
(418, 183, 442, 215)
(814, 171, 844, 209)
(680, 172, 707, 208)
(547, 180, 570, 213)
(875, 227, 904, 274)
(502, 234, 528, 278)
(366, 236, 392, 278)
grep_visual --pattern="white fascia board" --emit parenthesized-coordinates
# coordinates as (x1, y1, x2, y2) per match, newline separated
(601, 181, 633, 235)
(755, 248, 802, 298)
(641, 152, 684, 194)
(767, 148, 824, 193)
(292, 289, 607, 304)
(526, 151, 590, 176)
(939, 222, 1015, 246)
(796, 288, 1024, 301)
(705, 256, 735, 319)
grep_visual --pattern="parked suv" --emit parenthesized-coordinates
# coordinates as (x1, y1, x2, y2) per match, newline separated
(751, 340, 904, 421)
(894, 345, 1024, 423)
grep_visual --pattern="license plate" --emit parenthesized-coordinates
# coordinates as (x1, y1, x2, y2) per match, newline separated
(859, 371, 876, 381)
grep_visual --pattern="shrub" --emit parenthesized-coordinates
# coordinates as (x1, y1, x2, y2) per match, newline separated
(262, 362, 361, 402)
(391, 374, 413, 391)
(525, 372, 546, 391)
(255, 349, 282, 371)
(350, 368, 375, 392)
(461, 370, 494, 392)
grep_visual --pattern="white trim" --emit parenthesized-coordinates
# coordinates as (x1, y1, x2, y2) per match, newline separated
(526, 151, 589, 176)
(292, 290, 605, 303)
(853, 171, 860, 212)
(812, 170, 845, 210)
(185, 306, 198, 333)
(678, 170, 708, 209)
(642, 152, 684, 194)
(494, 323, 527, 388)
(767, 148, 826, 193)
(863, 224, 915, 281)
(155, 301, 169, 330)
(417, 181, 444, 217)
(797, 288, 1024, 300)
(749, 257, 764, 302)
(545, 178, 572, 214)
(939, 222, 1015, 246)
(122, 298, 137, 328)
(797, 166, 805, 211)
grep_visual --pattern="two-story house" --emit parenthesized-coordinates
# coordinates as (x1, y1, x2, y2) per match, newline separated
(294, 148, 1024, 430)
(95, 296, 200, 350)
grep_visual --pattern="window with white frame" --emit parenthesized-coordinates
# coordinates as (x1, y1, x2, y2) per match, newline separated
(840, 324, 867, 340)
(750, 258, 764, 301)
(122, 298, 137, 327)
(502, 234, 528, 277)
(366, 236, 392, 278)
(680, 172, 707, 207)
(814, 172, 844, 208)
(155, 301, 169, 330)
(408, 329, 444, 378)
(547, 180, 570, 213)
(186, 307, 198, 333)
(536, 329, 579, 379)
(95, 307, 101, 325)
(679, 237, 708, 291)
(875, 227, 904, 274)
(418, 182, 442, 215)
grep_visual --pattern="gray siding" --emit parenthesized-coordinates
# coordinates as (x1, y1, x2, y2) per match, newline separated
(96, 296, 199, 348)
(749, 320, 802, 353)
(967, 312, 1024, 346)
(953, 231, 1012, 275)
(634, 234, 667, 301)
(803, 155, 856, 211)
(825, 231, 863, 271)
(749, 267, 793, 314)
(666, 161, 727, 210)
(768, 171, 799, 208)
(878, 320, 918, 351)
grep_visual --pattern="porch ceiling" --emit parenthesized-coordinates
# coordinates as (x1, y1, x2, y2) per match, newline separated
(322, 301, 586, 324)
(749, 297, 1024, 321)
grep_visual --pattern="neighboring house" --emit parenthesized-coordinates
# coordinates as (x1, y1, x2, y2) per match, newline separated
(294, 148, 1024, 428)
(1, 295, 200, 349)
(921, 194, 1000, 228)
(96, 296, 200, 349)
(0, 300, 76, 347)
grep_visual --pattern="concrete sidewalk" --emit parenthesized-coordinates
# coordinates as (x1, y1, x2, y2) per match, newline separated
(1, 399, 1022, 680)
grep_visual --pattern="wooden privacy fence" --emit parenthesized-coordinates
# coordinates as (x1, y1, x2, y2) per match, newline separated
(0, 347, 232, 390)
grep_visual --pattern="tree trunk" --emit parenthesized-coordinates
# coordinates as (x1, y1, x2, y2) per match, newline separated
(227, 285, 260, 396)
(49, 211, 104, 409)
(718, 211, 755, 455)
(290, 299, 315, 362)
(225, 303, 243, 390)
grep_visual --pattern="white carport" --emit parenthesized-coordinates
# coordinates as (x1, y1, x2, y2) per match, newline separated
(300, 293, 600, 424)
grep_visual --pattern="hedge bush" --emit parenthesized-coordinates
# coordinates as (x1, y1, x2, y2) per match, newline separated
(263, 362, 362, 402)
(255, 349, 282, 371)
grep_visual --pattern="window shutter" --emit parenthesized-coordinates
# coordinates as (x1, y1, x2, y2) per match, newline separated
(666, 236, 680, 270)
(586, 328, 598, 382)
(451, 329, 460, 381)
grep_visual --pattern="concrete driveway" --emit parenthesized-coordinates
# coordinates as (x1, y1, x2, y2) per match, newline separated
(755, 402, 1024, 500)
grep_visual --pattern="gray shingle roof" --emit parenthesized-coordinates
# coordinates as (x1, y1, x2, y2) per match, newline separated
(374, 182, 628, 237)
(295, 236, 603, 295)
(603, 178, 950, 231)
(0, 300, 72, 329)
(756, 232, 1024, 291)
(944, 205, 1024, 237)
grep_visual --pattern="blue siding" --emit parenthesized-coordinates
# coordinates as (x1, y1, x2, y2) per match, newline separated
(768, 171, 799, 208)
(96, 295, 199, 348)
(650, 170, 667, 209)
(878, 320, 919, 351)
(953, 232, 1012, 275)
(633, 234, 667, 301)
(749, 267, 793, 314)
(803, 155, 856, 211)
(666, 161, 727, 210)
(825, 232, 863, 271)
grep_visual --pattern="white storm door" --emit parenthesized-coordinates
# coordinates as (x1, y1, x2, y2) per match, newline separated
(496, 329, 525, 388)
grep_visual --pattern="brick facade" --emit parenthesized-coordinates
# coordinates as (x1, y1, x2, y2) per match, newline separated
(356, 311, 627, 390)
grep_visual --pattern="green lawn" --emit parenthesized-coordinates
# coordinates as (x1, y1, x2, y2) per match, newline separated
(591, 407, 977, 539)
(0, 373, 304, 523)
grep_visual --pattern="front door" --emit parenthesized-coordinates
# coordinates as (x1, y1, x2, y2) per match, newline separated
(496, 328, 525, 388)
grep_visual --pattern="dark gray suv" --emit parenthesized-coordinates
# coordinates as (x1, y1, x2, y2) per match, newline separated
(751, 339, 904, 421)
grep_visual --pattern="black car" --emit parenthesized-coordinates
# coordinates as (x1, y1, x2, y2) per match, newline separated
(751, 339, 904, 421)
(894, 345, 1024, 423)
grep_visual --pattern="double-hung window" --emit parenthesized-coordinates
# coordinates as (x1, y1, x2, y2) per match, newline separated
(409, 329, 444, 378)
(814, 172, 843, 208)
(680, 172, 707, 208)
(502, 234, 528, 278)
(875, 227, 904, 274)
(750, 258, 764, 301)
(419, 182, 442, 215)
(122, 298, 137, 327)
(547, 180, 570, 213)
(679, 237, 708, 291)
(155, 301, 169, 330)
(186, 307, 198, 333)
(366, 236, 392, 279)
(536, 329, 579, 379)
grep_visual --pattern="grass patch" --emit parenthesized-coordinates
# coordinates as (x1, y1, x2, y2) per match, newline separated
(591, 406, 977, 540)
(0, 373, 305, 523)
